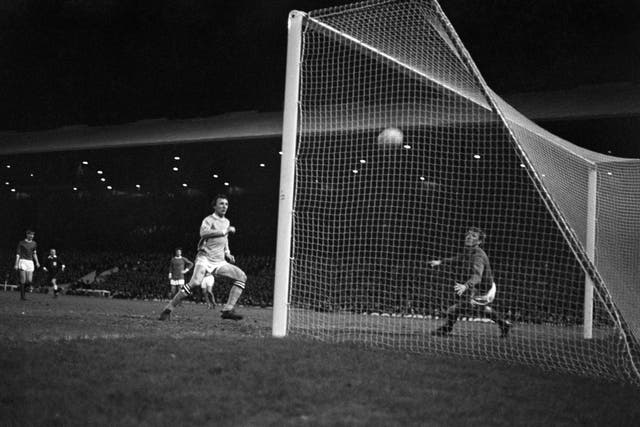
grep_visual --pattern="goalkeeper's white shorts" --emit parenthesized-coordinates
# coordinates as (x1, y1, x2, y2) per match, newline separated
(470, 282, 497, 306)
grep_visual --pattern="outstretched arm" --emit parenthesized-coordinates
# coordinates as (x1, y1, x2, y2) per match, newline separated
(428, 254, 460, 267)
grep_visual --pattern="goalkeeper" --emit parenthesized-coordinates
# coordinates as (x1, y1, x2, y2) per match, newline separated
(428, 227, 510, 338)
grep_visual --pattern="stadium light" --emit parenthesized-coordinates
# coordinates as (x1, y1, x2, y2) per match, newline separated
(100, 178, 106, 182)
(5, 164, 10, 168)
(97, 170, 103, 174)
(174, 156, 181, 160)
(213, 174, 219, 178)
(72, 187, 78, 191)
(473, 154, 481, 159)
(182, 183, 188, 187)
(4, 181, 9, 185)
(360, 159, 367, 164)
(352, 169, 359, 174)
(82, 161, 89, 165)
(224, 182, 230, 186)
(135, 184, 141, 189)
(106, 185, 112, 190)
(11, 188, 16, 192)
(259, 163, 266, 167)
(403, 144, 411, 149)
(172, 167, 179, 172)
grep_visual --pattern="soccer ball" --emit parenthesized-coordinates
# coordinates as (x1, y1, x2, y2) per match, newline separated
(377, 127, 404, 147)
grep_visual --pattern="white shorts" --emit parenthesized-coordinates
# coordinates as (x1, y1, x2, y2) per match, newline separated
(170, 279, 185, 286)
(195, 254, 246, 287)
(18, 259, 35, 272)
(195, 255, 228, 274)
(201, 275, 214, 289)
(470, 282, 497, 306)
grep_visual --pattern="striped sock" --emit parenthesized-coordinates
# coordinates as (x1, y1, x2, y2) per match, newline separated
(166, 287, 190, 310)
(223, 282, 244, 311)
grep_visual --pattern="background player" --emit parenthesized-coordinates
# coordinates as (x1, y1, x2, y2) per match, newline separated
(42, 248, 65, 298)
(14, 229, 40, 301)
(159, 194, 247, 321)
(201, 271, 216, 309)
(168, 248, 193, 298)
(428, 227, 510, 338)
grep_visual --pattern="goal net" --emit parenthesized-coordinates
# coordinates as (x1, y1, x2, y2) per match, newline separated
(275, 0, 640, 386)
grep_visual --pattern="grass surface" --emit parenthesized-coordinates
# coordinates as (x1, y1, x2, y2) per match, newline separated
(0, 292, 639, 426)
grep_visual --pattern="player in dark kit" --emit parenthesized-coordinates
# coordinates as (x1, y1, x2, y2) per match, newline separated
(428, 227, 511, 338)
(168, 248, 193, 298)
(42, 248, 66, 298)
(14, 230, 40, 300)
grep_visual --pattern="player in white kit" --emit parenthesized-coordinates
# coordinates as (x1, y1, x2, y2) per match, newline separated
(159, 195, 247, 321)
(201, 271, 216, 309)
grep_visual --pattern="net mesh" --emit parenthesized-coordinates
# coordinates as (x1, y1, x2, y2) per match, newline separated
(284, 0, 640, 385)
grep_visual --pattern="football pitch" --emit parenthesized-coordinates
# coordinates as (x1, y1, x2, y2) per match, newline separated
(1, 292, 638, 426)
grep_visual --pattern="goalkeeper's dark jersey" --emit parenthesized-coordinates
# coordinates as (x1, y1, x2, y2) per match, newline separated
(462, 247, 493, 294)
(448, 247, 494, 295)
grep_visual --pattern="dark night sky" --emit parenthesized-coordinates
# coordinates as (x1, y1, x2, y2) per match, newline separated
(0, 0, 638, 132)
(0, 0, 638, 252)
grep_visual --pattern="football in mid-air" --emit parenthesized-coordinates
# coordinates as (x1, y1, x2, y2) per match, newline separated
(377, 127, 404, 147)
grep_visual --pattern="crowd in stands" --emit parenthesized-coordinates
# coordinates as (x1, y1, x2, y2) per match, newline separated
(0, 249, 274, 307)
(0, 249, 599, 326)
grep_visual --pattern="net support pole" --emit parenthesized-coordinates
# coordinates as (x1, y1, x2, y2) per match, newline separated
(583, 167, 597, 339)
(273, 10, 304, 338)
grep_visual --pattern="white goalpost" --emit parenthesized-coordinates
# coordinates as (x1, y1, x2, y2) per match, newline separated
(274, 0, 640, 386)
(273, 11, 304, 338)
(583, 167, 598, 339)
